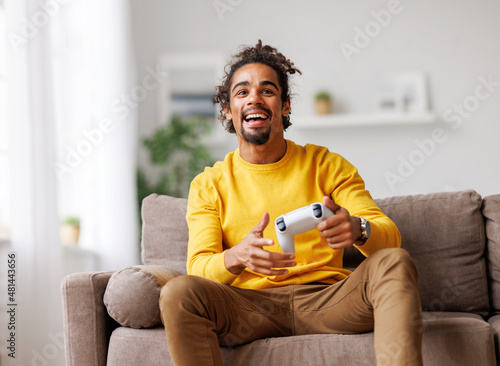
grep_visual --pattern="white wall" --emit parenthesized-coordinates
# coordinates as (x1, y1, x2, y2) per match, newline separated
(130, 0, 500, 199)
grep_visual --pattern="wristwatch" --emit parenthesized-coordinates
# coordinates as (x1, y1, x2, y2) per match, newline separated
(355, 217, 371, 245)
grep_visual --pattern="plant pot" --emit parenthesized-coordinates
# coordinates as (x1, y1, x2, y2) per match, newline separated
(60, 224, 80, 246)
(315, 99, 332, 115)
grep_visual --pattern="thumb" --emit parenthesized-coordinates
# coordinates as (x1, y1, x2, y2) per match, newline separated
(252, 212, 270, 235)
(323, 195, 341, 214)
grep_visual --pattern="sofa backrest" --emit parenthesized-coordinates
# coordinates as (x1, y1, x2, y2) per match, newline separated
(483, 194, 500, 314)
(141, 190, 491, 316)
(376, 190, 489, 316)
(141, 194, 189, 274)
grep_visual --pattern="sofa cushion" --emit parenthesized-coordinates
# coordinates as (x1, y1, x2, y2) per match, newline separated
(487, 314, 500, 362)
(106, 312, 496, 366)
(375, 190, 489, 316)
(104, 265, 181, 328)
(107, 327, 173, 366)
(141, 194, 188, 274)
(483, 195, 500, 313)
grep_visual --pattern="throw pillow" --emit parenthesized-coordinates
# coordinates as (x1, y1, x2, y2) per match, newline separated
(104, 265, 182, 328)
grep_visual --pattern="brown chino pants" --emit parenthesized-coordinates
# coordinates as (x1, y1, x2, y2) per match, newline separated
(159, 248, 423, 365)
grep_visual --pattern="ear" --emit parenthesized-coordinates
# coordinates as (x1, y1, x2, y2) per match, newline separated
(282, 97, 291, 117)
(225, 105, 233, 121)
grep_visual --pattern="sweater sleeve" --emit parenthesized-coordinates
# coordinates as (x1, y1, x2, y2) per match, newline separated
(328, 155, 401, 256)
(185, 174, 239, 284)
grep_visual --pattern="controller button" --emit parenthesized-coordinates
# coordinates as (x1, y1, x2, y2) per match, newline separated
(276, 217, 286, 231)
(312, 204, 322, 218)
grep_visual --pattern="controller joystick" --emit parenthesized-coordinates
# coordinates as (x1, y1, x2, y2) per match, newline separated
(275, 203, 334, 254)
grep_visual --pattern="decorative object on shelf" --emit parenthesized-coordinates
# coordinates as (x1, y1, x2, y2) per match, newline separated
(290, 72, 435, 130)
(374, 92, 399, 113)
(314, 91, 332, 115)
(137, 115, 214, 211)
(60, 217, 80, 246)
(394, 73, 429, 113)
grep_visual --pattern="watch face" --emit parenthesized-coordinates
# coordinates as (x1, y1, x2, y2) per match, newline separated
(360, 218, 370, 239)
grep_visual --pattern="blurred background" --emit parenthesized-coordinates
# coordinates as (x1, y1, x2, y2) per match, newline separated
(1, 0, 499, 364)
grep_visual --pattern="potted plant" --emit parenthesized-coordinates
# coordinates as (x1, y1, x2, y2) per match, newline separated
(60, 216, 80, 246)
(315, 91, 332, 115)
(137, 115, 214, 220)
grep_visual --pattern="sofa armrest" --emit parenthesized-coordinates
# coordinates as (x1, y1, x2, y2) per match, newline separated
(61, 271, 119, 366)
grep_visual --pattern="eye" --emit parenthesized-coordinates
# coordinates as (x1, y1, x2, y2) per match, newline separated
(262, 89, 274, 95)
(235, 89, 248, 96)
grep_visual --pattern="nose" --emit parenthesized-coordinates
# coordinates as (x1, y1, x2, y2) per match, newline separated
(247, 88, 263, 105)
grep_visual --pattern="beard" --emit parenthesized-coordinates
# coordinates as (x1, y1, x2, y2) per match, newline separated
(241, 124, 272, 145)
(239, 106, 273, 146)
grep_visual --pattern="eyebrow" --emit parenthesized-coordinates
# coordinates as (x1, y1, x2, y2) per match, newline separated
(231, 80, 279, 93)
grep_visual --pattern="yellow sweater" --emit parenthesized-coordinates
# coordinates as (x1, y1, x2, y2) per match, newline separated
(186, 140, 400, 289)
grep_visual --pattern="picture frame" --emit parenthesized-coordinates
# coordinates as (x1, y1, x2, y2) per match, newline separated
(394, 73, 429, 113)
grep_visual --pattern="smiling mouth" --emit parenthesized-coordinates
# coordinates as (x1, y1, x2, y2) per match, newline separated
(244, 113, 269, 122)
(242, 108, 272, 128)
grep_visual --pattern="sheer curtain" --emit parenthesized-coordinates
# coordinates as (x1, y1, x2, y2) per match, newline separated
(5, 0, 138, 364)
(51, 0, 139, 271)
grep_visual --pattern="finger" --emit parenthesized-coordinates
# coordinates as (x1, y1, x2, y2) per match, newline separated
(252, 238, 274, 248)
(323, 195, 341, 213)
(251, 212, 270, 236)
(246, 250, 296, 271)
(269, 252, 296, 260)
(328, 239, 355, 250)
(250, 245, 295, 261)
(325, 231, 356, 246)
(267, 252, 296, 267)
(319, 218, 352, 238)
(247, 256, 296, 274)
(317, 206, 350, 231)
(249, 257, 296, 271)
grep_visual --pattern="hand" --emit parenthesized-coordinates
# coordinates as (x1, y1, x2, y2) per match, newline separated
(224, 213, 296, 276)
(317, 196, 362, 250)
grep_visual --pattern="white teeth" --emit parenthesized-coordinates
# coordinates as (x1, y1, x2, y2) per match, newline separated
(245, 113, 268, 120)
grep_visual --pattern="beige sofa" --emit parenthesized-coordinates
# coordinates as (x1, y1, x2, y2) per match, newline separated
(62, 190, 500, 365)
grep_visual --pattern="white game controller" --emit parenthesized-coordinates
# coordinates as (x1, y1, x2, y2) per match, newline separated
(275, 203, 334, 254)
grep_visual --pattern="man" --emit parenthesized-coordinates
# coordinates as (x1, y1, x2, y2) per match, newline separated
(160, 40, 423, 365)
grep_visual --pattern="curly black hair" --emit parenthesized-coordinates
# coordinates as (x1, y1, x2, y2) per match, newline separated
(212, 40, 302, 133)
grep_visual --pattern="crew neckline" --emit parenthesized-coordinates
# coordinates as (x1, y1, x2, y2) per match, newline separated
(234, 139, 296, 171)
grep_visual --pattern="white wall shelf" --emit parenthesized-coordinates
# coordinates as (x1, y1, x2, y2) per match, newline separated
(292, 112, 437, 129)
